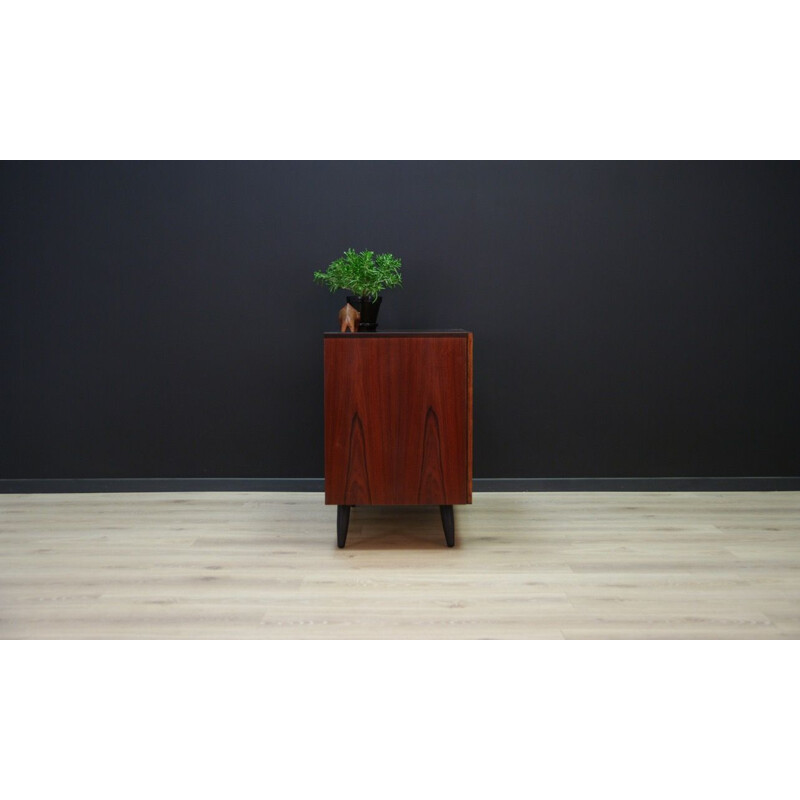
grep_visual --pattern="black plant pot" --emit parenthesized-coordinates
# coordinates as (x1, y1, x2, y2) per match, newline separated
(347, 295, 382, 331)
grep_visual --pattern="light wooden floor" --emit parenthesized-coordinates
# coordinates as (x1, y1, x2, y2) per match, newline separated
(1, 491, 798, 639)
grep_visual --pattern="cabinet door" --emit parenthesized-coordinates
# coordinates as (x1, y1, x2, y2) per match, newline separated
(324, 336, 469, 505)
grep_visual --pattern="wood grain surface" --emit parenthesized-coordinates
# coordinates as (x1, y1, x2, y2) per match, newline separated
(1, 491, 798, 639)
(324, 335, 470, 505)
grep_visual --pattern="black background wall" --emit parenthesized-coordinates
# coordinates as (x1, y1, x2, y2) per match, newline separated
(2, 161, 799, 489)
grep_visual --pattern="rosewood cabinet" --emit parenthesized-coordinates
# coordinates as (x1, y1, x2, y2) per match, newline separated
(324, 330, 473, 547)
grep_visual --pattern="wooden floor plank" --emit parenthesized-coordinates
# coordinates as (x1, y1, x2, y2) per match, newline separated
(1, 491, 798, 639)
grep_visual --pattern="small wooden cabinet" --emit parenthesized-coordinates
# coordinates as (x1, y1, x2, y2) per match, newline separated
(324, 330, 473, 547)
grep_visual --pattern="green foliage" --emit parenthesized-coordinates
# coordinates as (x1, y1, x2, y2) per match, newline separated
(313, 248, 403, 301)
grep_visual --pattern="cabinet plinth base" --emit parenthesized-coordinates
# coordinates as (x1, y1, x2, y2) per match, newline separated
(334, 505, 456, 548)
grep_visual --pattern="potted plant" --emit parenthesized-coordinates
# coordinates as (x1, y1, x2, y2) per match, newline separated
(313, 248, 402, 331)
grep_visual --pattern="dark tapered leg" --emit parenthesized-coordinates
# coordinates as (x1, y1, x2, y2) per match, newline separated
(337, 505, 351, 548)
(440, 505, 455, 547)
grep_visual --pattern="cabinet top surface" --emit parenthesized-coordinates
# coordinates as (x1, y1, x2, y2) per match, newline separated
(324, 329, 471, 338)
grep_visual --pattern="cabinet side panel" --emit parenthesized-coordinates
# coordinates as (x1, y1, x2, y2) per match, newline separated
(324, 338, 392, 505)
(325, 336, 468, 505)
(394, 337, 468, 505)
(324, 339, 363, 504)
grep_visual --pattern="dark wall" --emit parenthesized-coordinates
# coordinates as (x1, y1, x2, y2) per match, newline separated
(2, 161, 799, 481)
